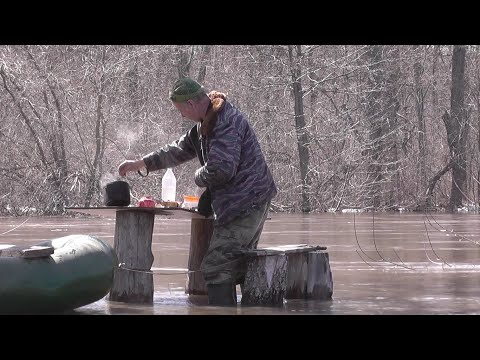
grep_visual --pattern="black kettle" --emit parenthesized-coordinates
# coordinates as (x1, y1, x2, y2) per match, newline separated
(103, 180, 131, 206)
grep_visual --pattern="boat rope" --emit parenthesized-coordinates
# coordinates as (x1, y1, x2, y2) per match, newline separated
(0, 217, 30, 236)
(118, 262, 196, 275)
(117, 257, 242, 276)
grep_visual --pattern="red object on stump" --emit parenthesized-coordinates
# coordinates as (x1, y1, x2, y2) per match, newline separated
(137, 196, 156, 208)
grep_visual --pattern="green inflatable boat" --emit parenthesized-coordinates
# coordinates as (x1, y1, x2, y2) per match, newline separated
(0, 234, 117, 314)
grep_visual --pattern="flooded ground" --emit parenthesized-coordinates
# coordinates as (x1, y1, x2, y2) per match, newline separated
(2, 211, 480, 315)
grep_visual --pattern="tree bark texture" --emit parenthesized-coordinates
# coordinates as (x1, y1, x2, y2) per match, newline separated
(385, 46, 401, 208)
(306, 251, 333, 300)
(109, 210, 154, 304)
(447, 45, 468, 210)
(365, 45, 384, 208)
(413, 48, 428, 201)
(285, 251, 309, 299)
(240, 245, 333, 305)
(288, 45, 312, 213)
(241, 254, 287, 306)
(426, 160, 453, 209)
(186, 218, 214, 295)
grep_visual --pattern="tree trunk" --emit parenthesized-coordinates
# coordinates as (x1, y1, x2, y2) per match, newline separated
(177, 46, 194, 79)
(306, 251, 334, 300)
(414, 46, 428, 202)
(445, 45, 468, 211)
(85, 47, 108, 207)
(109, 210, 155, 304)
(385, 46, 401, 208)
(288, 45, 311, 213)
(24, 46, 69, 205)
(365, 45, 384, 208)
(240, 245, 332, 305)
(186, 218, 214, 295)
(177, 45, 196, 133)
(478, 93, 480, 206)
(426, 160, 453, 208)
(241, 253, 287, 306)
(196, 45, 210, 84)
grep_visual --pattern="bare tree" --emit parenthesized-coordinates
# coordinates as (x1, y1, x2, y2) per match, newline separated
(288, 45, 312, 213)
(413, 46, 428, 204)
(363, 45, 384, 208)
(1, 44, 480, 215)
(445, 45, 468, 211)
(0, 47, 69, 214)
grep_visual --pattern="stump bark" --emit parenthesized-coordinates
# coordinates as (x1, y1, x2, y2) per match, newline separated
(109, 210, 155, 304)
(241, 254, 287, 306)
(285, 251, 309, 299)
(186, 218, 214, 295)
(238, 245, 333, 306)
(306, 251, 333, 300)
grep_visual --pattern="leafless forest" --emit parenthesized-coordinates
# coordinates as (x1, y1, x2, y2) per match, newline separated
(0, 45, 478, 216)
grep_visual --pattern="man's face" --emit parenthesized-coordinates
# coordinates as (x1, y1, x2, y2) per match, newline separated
(173, 100, 201, 122)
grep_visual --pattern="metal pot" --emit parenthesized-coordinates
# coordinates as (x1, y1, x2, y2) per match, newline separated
(103, 180, 131, 206)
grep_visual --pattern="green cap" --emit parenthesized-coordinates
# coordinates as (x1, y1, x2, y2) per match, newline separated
(169, 77, 206, 102)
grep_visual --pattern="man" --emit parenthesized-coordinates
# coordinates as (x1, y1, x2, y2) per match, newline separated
(118, 77, 277, 306)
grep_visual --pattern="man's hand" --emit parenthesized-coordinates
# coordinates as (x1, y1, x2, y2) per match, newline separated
(118, 159, 146, 177)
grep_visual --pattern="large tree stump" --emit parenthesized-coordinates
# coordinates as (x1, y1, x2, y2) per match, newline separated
(109, 210, 155, 304)
(238, 245, 333, 306)
(186, 218, 214, 295)
(241, 253, 287, 306)
(306, 251, 333, 300)
(285, 251, 309, 299)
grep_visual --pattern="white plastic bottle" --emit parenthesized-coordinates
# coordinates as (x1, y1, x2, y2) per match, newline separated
(161, 168, 176, 202)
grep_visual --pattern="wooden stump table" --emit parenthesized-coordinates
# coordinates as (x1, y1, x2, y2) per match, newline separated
(108, 209, 155, 303)
(65, 208, 333, 308)
(186, 218, 214, 295)
(66, 206, 211, 304)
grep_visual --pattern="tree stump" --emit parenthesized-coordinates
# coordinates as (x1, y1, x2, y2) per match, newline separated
(306, 251, 333, 300)
(238, 245, 333, 306)
(109, 210, 155, 304)
(285, 251, 309, 299)
(283, 247, 333, 300)
(241, 253, 287, 306)
(186, 218, 214, 295)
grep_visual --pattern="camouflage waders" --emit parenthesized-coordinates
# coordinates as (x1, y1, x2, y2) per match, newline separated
(200, 199, 271, 286)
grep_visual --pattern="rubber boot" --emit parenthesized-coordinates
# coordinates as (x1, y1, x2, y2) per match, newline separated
(207, 283, 237, 306)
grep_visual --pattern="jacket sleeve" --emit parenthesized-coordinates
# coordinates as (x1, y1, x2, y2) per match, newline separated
(143, 127, 197, 172)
